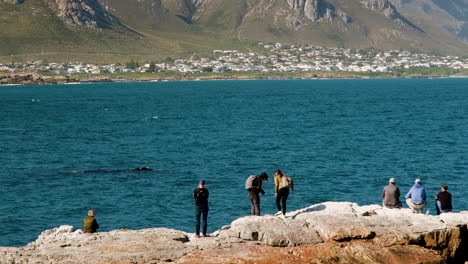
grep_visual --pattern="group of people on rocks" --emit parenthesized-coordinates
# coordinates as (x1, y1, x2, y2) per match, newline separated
(82, 173, 452, 237)
(191, 169, 295, 238)
(382, 178, 453, 214)
(245, 170, 294, 217)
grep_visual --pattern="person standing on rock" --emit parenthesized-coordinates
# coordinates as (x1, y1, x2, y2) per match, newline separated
(435, 184, 452, 215)
(245, 172, 268, 216)
(83, 210, 99, 233)
(193, 179, 209, 237)
(405, 179, 426, 214)
(382, 178, 402, 209)
(274, 170, 294, 216)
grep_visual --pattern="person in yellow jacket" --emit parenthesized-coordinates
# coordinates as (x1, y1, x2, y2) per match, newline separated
(274, 170, 294, 216)
(83, 210, 99, 233)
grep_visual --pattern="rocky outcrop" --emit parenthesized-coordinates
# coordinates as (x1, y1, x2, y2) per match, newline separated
(0, 73, 79, 85)
(361, 0, 424, 32)
(286, 0, 351, 28)
(362, 0, 399, 18)
(1, 0, 24, 3)
(52, 0, 118, 30)
(1, 202, 467, 263)
(191, 0, 205, 8)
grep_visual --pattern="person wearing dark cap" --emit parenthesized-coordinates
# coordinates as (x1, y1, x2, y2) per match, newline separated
(193, 179, 209, 237)
(83, 210, 99, 233)
(382, 178, 402, 209)
(435, 184, 452, 215)
(245, 172, 268, 216)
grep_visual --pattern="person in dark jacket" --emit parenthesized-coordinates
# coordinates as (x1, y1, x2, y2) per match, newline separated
(245, 172, 268, 216)
(193, 179, 209, 237)
(382, 178, 402, 208)
(435, 184, 452, 214)
(83, 210, 99, 233)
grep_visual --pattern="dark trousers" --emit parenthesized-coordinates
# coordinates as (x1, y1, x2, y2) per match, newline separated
(248, 190, 261, 216)
(276, 188, 289, 215)
(195, 205, 209, 236)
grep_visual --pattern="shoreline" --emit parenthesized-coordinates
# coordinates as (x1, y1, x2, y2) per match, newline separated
(1, 202, 467, 263)
(1, 72, 468, 85)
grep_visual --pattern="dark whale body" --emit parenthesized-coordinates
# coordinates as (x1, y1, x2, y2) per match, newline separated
(76, 167, 153, 174)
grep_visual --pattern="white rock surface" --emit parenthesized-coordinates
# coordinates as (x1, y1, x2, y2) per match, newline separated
(1, 202, 467, 264)
(218, 202, 467, 246)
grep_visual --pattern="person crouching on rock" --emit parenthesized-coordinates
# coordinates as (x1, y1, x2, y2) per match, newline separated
(274, 170, 294, 216)
(382, 178, 402, 209)
(245, 172, 268, 216)
(83, 210, 99, 233)
(405, 179, 426, 214)
(193, 179, 209, 238)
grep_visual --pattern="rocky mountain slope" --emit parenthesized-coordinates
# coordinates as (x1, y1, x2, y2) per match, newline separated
(1, 202, 467, 263)
(0, 0, 467, 62)
(52, 0, 116, 30)
(389, 0, 468, 42)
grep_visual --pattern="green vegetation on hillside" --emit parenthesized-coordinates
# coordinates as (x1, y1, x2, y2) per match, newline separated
(0, 0, 263, 63)
(1, 0, 467, 63)
(60, 67, 468, 82)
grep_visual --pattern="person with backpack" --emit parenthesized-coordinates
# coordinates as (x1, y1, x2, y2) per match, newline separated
(274, 170, 294, 216)
(193, 179, 209, 237)
(245, 172, 268, 216)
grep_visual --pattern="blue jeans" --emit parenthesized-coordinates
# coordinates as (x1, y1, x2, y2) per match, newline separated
(195, 205, 209, 236)
(436, 200, 452, 214)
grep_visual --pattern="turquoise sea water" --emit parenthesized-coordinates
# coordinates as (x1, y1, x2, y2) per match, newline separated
(0, 78, 467, 247)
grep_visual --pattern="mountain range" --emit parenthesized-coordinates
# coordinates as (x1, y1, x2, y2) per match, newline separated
(1, 0, 467, 63)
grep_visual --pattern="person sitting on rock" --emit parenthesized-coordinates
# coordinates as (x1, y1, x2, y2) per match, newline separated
(405, 179, 426, 214)
(435, 184, 452, 215)
(83, 210, 99, 233)
(274, 170, 294, 216)
(382, 178, 402, 209)
(193, 179, 209, 238)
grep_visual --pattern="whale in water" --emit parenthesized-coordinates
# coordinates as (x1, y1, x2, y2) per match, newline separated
(74, 167, 154, 174)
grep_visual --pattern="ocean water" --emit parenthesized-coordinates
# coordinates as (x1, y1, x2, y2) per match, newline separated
(0, 78, 467, 247)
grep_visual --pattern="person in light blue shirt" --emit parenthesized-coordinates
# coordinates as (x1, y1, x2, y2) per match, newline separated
(405, 179, 426, 214)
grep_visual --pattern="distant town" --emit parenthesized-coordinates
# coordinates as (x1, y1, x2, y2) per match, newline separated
(1, 43, 467, 76)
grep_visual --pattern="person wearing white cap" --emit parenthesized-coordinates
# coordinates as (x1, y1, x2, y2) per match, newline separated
(382, 178, 402, 208)
(405, 179, 427, 213)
